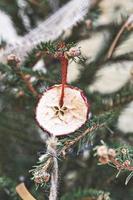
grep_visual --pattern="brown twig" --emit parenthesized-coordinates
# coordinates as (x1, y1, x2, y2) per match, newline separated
(95, 94, 133, 116)
(105, 95, 133, 111)
(107, 22, 127, 59)
(7, 54, 39, 97)
(60, 123, 104, 156)
(107, 15, 133, 59)
(110, 157, 133, 171)
(19, 71, 39, 97)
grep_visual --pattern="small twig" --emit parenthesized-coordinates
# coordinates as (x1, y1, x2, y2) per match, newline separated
(37, 75, 56, 83)
(107, 22, 127, 59)
(19, 71, 38, 97)
(105, 95, 133, 110)
(107, 15, 133, 59)
(96, 94, 133, 116)
(110, 158, 133, 171)
(7, 54, 39, 97)
(60, 123, 104, 156)
(42, 157, 53, 171)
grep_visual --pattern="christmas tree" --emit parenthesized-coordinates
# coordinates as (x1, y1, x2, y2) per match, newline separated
(0, 0, 133, 199)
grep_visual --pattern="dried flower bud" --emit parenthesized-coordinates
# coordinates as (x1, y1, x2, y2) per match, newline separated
(35, 51, 42, 58)
(7, 54, 20, 65)
(29, 76, 37, 83)
(108, 148, 116, 158)
(43, 173, 50, 182)
(121, 148, 128, 155)
(99, 155, 110, 165)
(66, 47, 81, 57)
(54, 51, 64, 58)
(34, 171, 50, 184)
(24, 74, 31, 81)
(61, 150, 66, 158)
(123, 160, 131, 167)
(16, 90, 25, 98)
(98, 193, 110, 200)
(97, 145, 108, 157)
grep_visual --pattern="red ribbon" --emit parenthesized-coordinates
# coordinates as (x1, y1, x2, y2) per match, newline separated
(59, 56, 68, 107)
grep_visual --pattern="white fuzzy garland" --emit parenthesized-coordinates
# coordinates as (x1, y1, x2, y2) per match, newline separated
(0, 0, 91, 63)
(49, 157, 58, 200)
(47, 137, 59, 200)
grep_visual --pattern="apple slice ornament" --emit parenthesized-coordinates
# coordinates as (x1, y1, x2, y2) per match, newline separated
(27, 43, 91, 200)
(35, 47, 90, 136)
(36, 84, 89, 136)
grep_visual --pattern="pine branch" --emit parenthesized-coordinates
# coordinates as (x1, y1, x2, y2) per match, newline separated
(91, 84, 133, 114)
(30, 122, 105, 187)
(61, 188, 111, 200)
(7, 55, 39, 97)
(60, 124, 104, 157)
(95, 144, 133, 185)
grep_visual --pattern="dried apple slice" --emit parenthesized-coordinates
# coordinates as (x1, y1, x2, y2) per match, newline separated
(36, 84, 89, 136)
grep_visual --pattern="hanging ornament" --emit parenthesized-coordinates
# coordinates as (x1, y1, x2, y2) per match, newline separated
(36, 44, 90, 136)
(14, 42, 97, 200)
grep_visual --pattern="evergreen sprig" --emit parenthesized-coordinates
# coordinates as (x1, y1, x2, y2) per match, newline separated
(61, 188, 111, 200)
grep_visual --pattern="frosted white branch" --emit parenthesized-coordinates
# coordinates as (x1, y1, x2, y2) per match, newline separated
(0, 0, 91, 63)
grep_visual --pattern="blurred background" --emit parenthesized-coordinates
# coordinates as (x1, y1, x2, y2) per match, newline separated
(0, 0, 133, 199)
